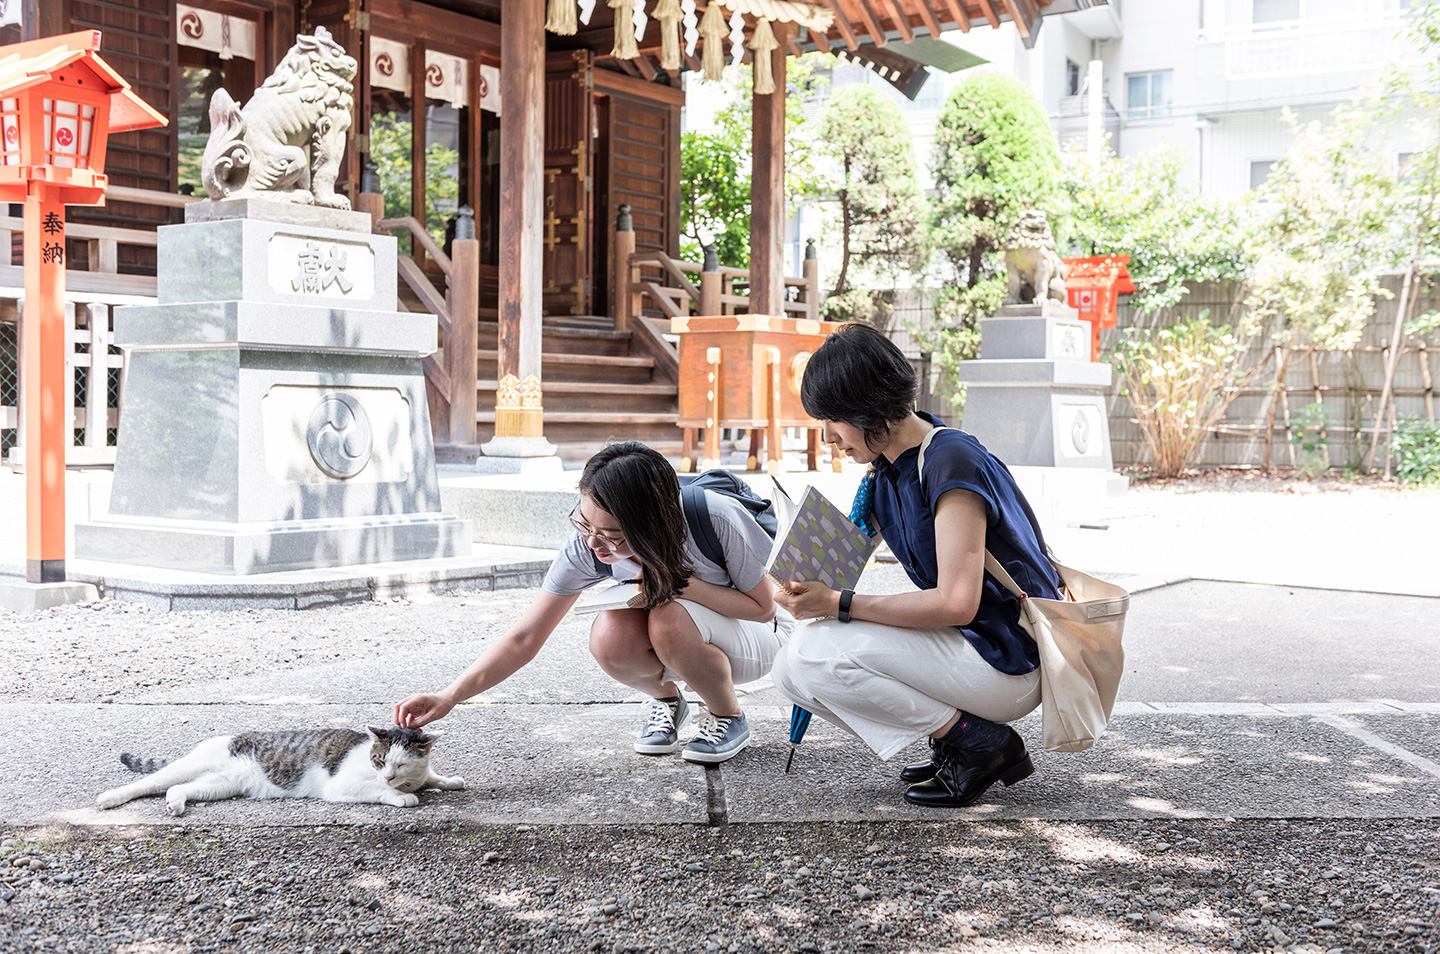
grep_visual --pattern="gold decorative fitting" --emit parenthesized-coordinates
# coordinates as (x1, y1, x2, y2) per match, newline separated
(494, 374, 545, 439)
(495, 374, 522, 407)
(520, 375, 544, 409)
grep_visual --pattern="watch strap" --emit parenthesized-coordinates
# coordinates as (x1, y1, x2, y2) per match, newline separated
(838, 588, 855, 623)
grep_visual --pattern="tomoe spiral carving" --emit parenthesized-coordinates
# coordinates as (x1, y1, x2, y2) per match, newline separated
(306, 393, 374, 479)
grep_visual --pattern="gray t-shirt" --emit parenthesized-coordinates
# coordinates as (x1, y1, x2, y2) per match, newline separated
(542, 491, 773, 597)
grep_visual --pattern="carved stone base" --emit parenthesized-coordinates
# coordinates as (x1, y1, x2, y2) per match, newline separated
(480, 436, 560, 460)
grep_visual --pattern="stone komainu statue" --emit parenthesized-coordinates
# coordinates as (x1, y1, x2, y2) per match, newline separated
(1004, 209, 1068, 305)
(202, 28, 357, 209)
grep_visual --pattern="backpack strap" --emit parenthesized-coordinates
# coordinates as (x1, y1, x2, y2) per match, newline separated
(680, 485, 726, 567)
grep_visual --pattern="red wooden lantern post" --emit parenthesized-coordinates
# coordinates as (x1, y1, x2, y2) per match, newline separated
(0, 31, 165, 583)
(1062, 255, 1136, 363)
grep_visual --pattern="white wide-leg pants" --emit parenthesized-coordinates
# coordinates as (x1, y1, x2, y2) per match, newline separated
(771, 618, 1041, 760)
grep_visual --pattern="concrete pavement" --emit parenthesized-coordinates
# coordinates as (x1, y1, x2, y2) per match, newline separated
(3, 574, 1436, 831)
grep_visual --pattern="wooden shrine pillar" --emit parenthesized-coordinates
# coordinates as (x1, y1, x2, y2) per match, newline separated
(749, 22, 788, 320)
(486, 0, 556, 460)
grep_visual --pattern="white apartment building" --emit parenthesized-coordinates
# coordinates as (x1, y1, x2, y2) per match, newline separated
(1035, 0, 1426, 195)
(683, 0, 1430, 276)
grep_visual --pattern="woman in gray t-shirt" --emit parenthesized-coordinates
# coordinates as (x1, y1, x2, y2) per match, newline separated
(394, 442, 791, 765)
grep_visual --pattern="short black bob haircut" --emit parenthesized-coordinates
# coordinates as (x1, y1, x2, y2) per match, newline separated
(800, 322, 917, 452)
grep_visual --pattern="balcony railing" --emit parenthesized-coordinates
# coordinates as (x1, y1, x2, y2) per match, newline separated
(1217, 16, 1413, 81)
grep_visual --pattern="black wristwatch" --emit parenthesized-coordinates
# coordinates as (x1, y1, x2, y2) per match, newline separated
(837, 588, 855, 623)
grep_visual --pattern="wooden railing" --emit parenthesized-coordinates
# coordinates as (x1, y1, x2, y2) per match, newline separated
(628, 253, 818, 320)
(611, 205, 821, 332)
(359, 193, 479, 450)
(0, 185, 198, 300)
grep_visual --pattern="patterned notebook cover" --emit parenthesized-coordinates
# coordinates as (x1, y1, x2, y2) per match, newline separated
(765, 484, 878, 591)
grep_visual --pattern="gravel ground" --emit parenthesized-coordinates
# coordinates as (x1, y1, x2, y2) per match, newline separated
(0, 591, 535, 704)
(1, 819, 1436, 953)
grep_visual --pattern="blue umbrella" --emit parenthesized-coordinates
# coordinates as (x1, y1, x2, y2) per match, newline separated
(783, 705, 813, 775)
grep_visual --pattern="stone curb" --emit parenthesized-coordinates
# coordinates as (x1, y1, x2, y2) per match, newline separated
(0, 551, 554, 612)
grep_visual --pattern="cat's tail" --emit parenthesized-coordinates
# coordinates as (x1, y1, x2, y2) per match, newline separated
(119, 753, 169, 775)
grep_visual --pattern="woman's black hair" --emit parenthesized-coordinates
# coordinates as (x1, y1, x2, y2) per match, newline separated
(577, 441, 693, 608)
(800, 322, 917, 451)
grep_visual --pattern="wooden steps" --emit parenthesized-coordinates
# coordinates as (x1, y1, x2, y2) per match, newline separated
(474, 350, 656, 387)
(470, 316, 680, 449)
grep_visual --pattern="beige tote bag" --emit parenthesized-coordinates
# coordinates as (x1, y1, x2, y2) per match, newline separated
(980, 553, 1127, 752)
(918, 427, 1128, 752)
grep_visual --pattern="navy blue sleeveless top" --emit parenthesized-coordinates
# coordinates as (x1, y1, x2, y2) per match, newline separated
(870, 412, 1061, 675)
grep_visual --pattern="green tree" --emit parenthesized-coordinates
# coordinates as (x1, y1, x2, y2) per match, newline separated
(1247, 107, 1403, 470)
(816, 85, 929, 298)
(369, 111, 460, 255)
(680, 128, 751, 267)
(922, 74, 1060, 407)
(680, 55, 829, 266)
(931, 73, 1061, 293)
(1059, 143, 1248, 313)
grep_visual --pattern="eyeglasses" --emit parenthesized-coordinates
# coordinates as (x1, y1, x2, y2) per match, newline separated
(569, 506, 627, 552)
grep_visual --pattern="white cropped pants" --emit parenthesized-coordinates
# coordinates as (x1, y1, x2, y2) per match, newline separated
(662, 599, 796, 688)
(771, 618, 1041, 761)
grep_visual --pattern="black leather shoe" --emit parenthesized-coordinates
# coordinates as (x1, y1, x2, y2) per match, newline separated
(899, 759, 937, 783)
(899, 739, 940, 783)
(903, 727, 1034, 808)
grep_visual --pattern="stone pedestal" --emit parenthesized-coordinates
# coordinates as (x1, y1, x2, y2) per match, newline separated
(75, 199, 471, 574)
(951, 301, 1116, 471)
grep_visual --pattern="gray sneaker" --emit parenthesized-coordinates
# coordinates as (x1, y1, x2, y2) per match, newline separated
(681, 712, 750, 764)
(635, 695, 690, 755)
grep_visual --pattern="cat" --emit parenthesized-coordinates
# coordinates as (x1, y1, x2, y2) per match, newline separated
(96, 725, 464, 816)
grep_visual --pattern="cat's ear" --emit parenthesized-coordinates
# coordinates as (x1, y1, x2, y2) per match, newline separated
(417, 731, 441, 751)
(366, 726, 391, 742)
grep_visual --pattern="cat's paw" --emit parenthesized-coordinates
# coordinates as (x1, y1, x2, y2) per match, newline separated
(385, 792, 421, 808)
(165, 793, 188, 816)
(431, 774, 466, 791)
(96, 790, 127, 810)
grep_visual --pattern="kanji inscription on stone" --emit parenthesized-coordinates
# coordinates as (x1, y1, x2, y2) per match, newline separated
(291, 241, 354, 294)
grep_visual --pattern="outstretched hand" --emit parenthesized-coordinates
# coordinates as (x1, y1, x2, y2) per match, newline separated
(393, 692, 454, 729)
(773, 579, 840, 622)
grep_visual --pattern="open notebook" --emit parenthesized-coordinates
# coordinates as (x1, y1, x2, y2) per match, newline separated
(765, 479, 878, 592)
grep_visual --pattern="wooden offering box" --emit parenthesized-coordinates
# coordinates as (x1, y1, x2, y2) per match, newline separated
(671, 315, 839, 473)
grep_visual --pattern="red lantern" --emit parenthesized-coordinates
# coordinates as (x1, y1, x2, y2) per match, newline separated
(1062, 255, 1136, 363)
(0, 31, 166, 583)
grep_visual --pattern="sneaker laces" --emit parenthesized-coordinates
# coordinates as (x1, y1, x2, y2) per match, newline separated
(692, 713, 732, 746)
(642, 699, 677, 736)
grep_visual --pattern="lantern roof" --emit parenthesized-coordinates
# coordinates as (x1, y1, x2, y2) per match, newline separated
(0, 30, 167, 133)
(1063, 254, 1136, 294)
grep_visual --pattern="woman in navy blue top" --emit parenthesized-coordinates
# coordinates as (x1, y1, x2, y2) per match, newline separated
(773, 322, 1061, 807)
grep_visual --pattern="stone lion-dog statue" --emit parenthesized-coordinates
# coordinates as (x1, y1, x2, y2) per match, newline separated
(1004, 209, 1068, 304)
(202, 27, 357, 209)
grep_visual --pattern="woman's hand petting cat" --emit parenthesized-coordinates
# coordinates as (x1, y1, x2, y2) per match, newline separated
(393, 692, 454, 728)
(774, 580, 840, 621)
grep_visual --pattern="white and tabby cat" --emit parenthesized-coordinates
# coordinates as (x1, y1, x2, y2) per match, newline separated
(96, 726, 464, 816)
